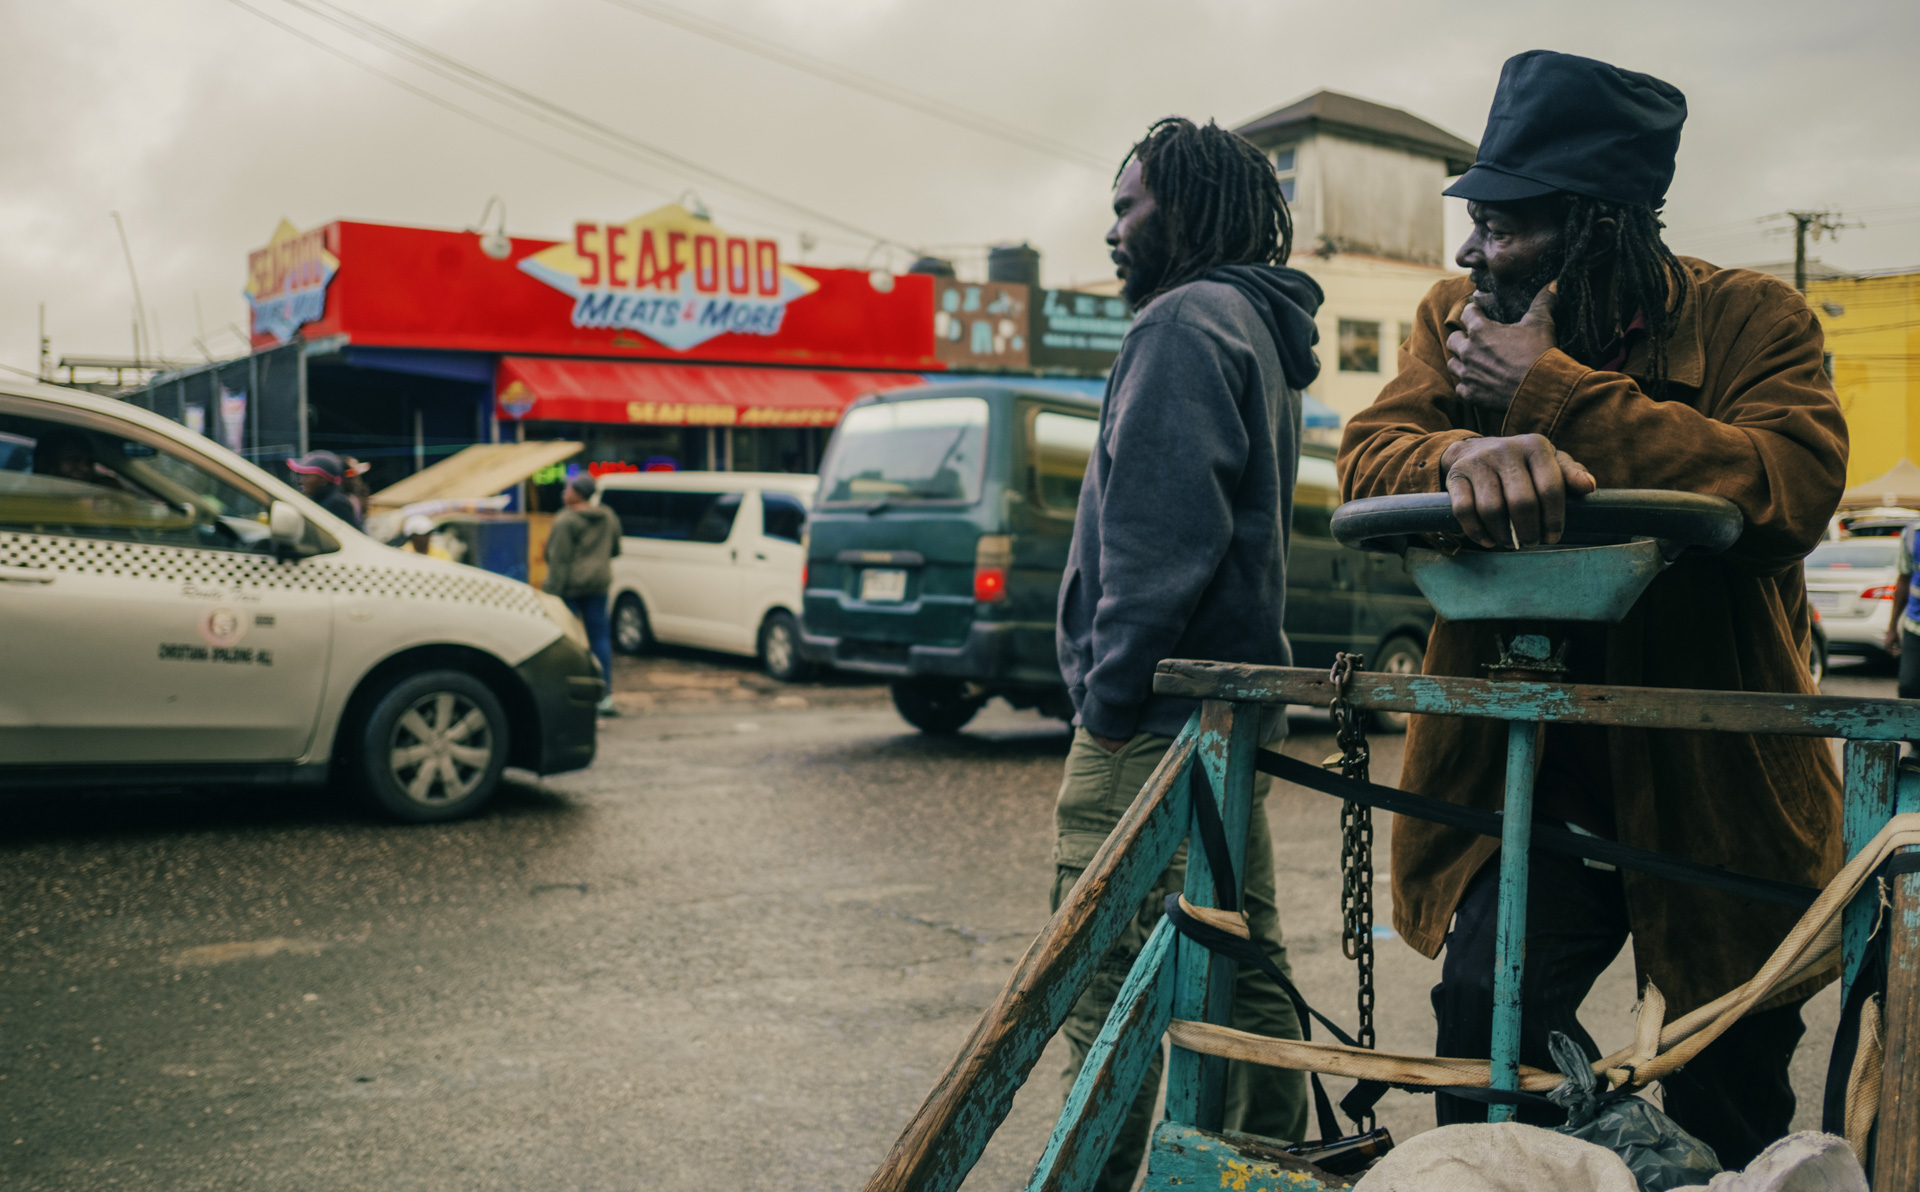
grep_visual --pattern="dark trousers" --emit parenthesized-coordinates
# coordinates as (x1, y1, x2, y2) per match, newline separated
(565, 594, 614, 690)
(1433, 851, 1806, 1171)
(1899, 626, 1920, 700)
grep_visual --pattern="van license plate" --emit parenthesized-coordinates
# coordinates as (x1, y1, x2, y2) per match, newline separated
(1810, 591, 1838, 610)
(860, 568, 908, 603)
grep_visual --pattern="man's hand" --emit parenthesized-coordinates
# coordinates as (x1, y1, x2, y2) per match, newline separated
(1439, 434, 1598, 549)
(1885, 621, 1903, 658)
(1445, 286, 1559, 414)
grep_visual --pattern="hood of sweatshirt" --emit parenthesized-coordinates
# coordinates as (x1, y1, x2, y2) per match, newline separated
(1204, 264, 1325, 391)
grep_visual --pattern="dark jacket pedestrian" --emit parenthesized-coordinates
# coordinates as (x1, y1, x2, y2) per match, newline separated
(545, 474, 622, 716)
(287, 450, 363, 532)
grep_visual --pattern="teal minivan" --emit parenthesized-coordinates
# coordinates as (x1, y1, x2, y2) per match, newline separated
(798, 383, 1432, 733)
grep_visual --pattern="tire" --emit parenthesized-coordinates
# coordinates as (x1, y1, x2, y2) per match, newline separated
(759, 610, 811, 682)
(1809, 635, 1827, 687)
(353, 669, 509, 823)
(1370, 636, 1425, 734)
(612, 593, 651, 655)
(891, 679, 986, 735)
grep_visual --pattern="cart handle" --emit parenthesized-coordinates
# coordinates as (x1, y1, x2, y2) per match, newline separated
(1329, 489, 1744, 558)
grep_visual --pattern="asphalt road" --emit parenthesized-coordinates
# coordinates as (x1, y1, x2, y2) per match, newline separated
(0, 651, 1896, 1190)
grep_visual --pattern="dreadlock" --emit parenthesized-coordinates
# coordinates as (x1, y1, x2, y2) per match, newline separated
(1548, 196, 1694, 396)
(1120, 117, 1292, 305)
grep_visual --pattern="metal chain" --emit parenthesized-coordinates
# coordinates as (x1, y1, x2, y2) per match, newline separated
(1328, 652, 1377, 1130)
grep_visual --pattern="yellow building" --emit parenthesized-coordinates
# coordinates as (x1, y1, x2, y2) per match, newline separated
(1803, 267, 1920, 486)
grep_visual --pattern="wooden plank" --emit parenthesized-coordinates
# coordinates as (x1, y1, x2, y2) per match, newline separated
(1164, 701, 1259, 1131)
(1154, 661, 1920, 741)
(1141, 1122, 1349, 1191)
(1843, 742, 1901, 1000)
(1873, 768, 1920, 1191)
(366, 440, 582, 510)
(1026, 921, 1177, 1192)
(863, 725, 1200, 1192)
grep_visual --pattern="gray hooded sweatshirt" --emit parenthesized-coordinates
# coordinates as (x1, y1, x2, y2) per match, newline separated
(1056, 264, 1323, 739)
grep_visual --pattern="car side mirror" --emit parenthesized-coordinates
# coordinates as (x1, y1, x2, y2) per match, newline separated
(268, 500, 306, 555)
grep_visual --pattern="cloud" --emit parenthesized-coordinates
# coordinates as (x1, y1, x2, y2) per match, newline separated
(2, 0, 1914, 369)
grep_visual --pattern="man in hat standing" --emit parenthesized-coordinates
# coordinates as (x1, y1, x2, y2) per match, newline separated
(1339, 51, 1847, 1166)
(287, 450, 364, 532)
(545, 473, 621, 717)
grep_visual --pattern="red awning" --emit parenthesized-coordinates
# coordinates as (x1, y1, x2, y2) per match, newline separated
(495, 356, 922, 428)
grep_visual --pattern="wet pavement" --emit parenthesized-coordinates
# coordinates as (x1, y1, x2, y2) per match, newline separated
(0, 650, 1893, 1189)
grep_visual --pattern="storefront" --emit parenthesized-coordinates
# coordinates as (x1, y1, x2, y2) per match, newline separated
(130, 207, 1131, 509)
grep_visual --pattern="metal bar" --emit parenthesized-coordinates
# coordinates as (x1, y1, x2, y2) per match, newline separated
(1153, 661, 1920, 741)
(1874, 765, 1920, 1190)
(1843, 742, 1901, 1001)
(863, 721, 1201, 1192)
(1026, 921, 1178, 1192)
(1488, 719, 1540, 1122)
(1164, 701, 1259, 1131)
(1142, 1121, 1344, 1191)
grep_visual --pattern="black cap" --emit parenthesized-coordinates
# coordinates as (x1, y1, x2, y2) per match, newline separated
(1445, 50, 1687, 207)
(287, 449, 344, 483)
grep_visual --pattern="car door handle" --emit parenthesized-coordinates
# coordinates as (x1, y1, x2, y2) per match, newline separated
(754, 553, 767, 561)
(0, 567, 53, 585)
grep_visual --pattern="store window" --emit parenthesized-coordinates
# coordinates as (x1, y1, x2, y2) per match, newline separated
(600, 489, 742, 542)
(761, 491, 808, 543)
(1029, 409, 1099, 513)
(1271, 146, 1297, 205)
(1338, 319, 1381, 373)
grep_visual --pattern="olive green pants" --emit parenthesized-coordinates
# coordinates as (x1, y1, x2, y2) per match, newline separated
(1051, 728, 1307, 1192)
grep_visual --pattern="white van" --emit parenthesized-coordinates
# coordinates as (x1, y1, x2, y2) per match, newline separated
(0, 377, 600, 822)
(596, 471, 814, 680)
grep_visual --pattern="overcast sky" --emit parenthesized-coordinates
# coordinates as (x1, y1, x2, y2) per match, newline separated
(4, 0, 1916, 373)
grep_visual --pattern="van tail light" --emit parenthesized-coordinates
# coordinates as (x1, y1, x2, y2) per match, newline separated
(802, 562, 809, 591)
(1862, 585, 1898, 601)
(975, 534, 1012, 604)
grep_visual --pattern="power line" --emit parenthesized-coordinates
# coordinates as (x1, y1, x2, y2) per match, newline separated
(222, 0, 893, 253)
(279, 0, 907, 248)
(594, 0, 1114, 173)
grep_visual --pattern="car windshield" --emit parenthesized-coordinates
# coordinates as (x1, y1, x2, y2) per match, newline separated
(1806, 540, 1900, 569)
(819, 397, 990, 507)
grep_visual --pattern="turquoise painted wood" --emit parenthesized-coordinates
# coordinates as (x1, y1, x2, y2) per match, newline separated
(863, 722, 1200, 1192)
(1153, 661, 1920, 741)
(1164, 701, 1260, 1131)
(1488, 719, 1540, 1122)
(1026, 920, 1178, 1192)
(1141, 1122, 1343, 1191)
(1842, 742, 1902, 1002)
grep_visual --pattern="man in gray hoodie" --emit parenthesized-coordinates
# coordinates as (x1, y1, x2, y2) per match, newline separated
(1052, 116, 1324, 1191)
(545, 473, 622, 717)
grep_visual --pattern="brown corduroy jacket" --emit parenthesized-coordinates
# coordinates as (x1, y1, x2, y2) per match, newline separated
(1336, 259, 1849, 1015)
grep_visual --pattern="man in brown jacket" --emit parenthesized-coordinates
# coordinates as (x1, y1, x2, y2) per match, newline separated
(1338, 51, 1847, 1168)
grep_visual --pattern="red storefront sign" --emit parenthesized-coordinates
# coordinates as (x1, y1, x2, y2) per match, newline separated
(257, 207, 941, 372)
(495, 357, 923, 427)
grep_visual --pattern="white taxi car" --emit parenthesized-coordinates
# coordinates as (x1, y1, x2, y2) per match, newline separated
(0, 377, 600, 821)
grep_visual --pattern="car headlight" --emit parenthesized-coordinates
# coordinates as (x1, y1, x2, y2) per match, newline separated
(534, 591, 592, 656)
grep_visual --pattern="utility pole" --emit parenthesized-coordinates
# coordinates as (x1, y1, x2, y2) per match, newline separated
(37, 303, 49, 381)
(110, 211, 152, 364)
(1783, 210, 1850, 292)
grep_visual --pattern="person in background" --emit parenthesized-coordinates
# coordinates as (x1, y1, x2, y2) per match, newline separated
(545, 473, 621, 718)
(286, 450, 363, 531)
(404, 514, 453, 560)
(342, 457, 373, 522)
(1052, 115, 1322, 1191)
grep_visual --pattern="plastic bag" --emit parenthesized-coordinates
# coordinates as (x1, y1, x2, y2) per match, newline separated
(1547, 1031, 1722, 1191)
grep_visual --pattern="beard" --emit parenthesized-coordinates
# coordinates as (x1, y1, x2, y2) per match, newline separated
(1115, 211, 1174, 311)
(1471, 249, 1565, 324)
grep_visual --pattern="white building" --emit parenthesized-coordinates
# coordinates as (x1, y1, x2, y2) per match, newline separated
(1233, 91, 1477, 424)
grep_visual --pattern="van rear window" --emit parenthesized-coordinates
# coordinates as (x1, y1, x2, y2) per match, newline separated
(601, 489, 741, 542)
(820, 397, 989, 508)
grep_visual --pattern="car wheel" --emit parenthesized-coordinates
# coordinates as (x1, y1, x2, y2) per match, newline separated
(613, 593, 651, 655)
(1809, 635, 1827, 687)
(355, 670, 509, 822)
(1370, 636, 1425, 734)
(891, 680, 986, 735)
(759, 610, 812, 682)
